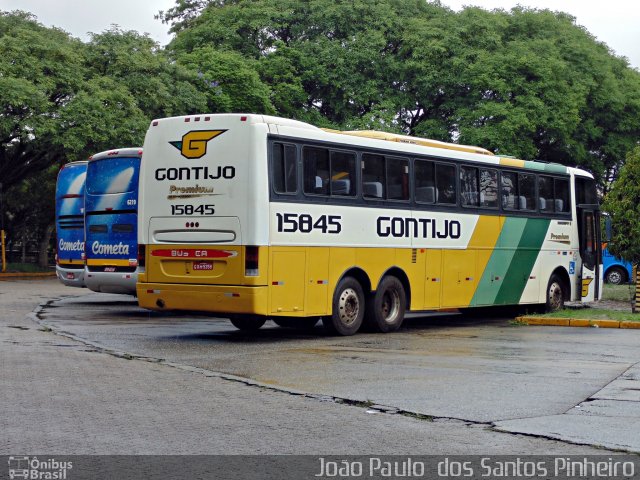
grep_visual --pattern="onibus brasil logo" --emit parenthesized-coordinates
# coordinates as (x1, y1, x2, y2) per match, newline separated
(170, 130, 227, 159)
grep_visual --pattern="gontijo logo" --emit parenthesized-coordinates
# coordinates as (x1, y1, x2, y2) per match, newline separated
(169, 130, 226, 159)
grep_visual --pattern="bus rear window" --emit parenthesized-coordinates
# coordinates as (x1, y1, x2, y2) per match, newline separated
(113, 223, 134, 233)
(89, 224, 108, 233)
(86, 157, 140, 195)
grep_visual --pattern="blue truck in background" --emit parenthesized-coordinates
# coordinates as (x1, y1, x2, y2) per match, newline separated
(602, 215, 633, 284)
(602, 246, 633, 284)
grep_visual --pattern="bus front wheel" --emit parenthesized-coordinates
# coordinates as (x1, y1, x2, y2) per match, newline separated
(364, 276, 406, 333)
(605, 267, 627, 285)
(229, 315, 266, 332)
(323, 277, 364, 336)
(545, 274, 566, 312)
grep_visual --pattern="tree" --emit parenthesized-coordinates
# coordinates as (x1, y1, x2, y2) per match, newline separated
(84, 27, 209, 119)
(0, 11, 86, 188)
(3, 166, 57, 267)
(176, 47, 275, 114)
(164, 0, 640, 187)
(602, 146, 640, 267)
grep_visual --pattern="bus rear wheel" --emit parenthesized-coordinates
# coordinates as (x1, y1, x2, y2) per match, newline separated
(365, 276, 406, 333)
(545, 274, 566, 312)
(229, 315, 266, 332)
(323, 276, 364, 336)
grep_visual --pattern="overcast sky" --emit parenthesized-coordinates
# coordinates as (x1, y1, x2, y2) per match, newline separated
(1, 0, 638, 69)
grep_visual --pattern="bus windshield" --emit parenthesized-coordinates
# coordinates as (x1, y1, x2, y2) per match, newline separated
(86, 157, 140, 195)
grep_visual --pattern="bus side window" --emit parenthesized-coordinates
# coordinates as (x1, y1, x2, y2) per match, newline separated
(362, 153, 386, 199)
(518, 173, 535, 210)
(555, 178, 570, 212)
(415, 160, 436, 204)
(387, 157, 409, 201)
(272, 143, 298, 194)
(460, 166, 479, 207)
(538, 175, 554, 213)
(303, 147, 329, 195)
(436, 163, 456, 205)
(330, 151, 356, 197)
(480, 168, 498, 208)
(501, 171, 517, 210)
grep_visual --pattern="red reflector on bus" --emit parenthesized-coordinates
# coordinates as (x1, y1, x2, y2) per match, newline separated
(245, 246, 259, 276)
(152, 121, 158, 126)
(138, 244, 146, 268)
(240, 116, 247, 121)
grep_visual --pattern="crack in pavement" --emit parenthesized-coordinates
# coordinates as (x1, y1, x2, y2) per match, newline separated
(28, 299, 630, 453)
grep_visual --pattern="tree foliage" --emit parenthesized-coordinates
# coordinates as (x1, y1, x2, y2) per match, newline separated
(602, 147, 640, 266)
(163, 0, 640, 187)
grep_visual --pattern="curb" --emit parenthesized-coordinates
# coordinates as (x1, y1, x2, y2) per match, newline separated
(517, 316, 640, 329)
(0, 272, 56, 279)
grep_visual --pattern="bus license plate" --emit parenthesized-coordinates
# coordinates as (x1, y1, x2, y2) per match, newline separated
(193, 261, 213, 271)
(66, 273, 75, 280)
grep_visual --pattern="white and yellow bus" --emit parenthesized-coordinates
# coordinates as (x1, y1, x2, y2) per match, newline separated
(136, 114, 602, 335)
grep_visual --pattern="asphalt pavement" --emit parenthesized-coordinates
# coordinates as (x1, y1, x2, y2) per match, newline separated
(1, 277, 638, 454)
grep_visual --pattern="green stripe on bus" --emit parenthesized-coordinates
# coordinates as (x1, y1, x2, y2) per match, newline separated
(522, 161, 568, 174)
(494, 218, 551, 305)
(472, 217, 527, 306)
(544, 163, 568, 174)
(523, 161, 547, 172)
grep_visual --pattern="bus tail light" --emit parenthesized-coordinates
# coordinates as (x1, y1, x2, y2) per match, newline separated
(138, 244, 146, 268)
(245, 246, 259, 276)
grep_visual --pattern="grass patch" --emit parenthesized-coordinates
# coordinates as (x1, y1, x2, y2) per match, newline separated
(602, 284, 635, 302)
(4, 263, 53, 273)
(529, 308, 640, 322)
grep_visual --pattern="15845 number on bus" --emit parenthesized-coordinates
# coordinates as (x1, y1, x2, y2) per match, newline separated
(276, 213, 342, 234)
(171, 204, 215, 215)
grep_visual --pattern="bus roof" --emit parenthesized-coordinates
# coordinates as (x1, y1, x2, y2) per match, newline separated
(89, 147, 143, 161)
(322, 129, 494, 156)
(149, 113, 588, 176)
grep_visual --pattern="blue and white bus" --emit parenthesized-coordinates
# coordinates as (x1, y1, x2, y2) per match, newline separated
(55, 161, 87, 287)
(84, 148, 142, 294)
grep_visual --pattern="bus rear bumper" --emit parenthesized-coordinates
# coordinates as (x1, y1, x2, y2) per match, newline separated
(85, 269, 138, 295)
(136, 283, 269, 315)
(56, 266, 86, 288)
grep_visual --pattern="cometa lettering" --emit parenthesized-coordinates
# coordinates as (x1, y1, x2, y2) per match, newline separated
(155, 166, 235, 181)
(59, 239, 84, 252)
(91, 241, 130, 256)
(377, 216, 461, 239)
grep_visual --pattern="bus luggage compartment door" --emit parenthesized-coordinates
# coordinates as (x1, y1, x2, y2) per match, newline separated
(270, 249, 306, 313)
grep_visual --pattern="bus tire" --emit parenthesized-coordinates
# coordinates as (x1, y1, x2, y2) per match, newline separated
(323, 277, 364, 336)
(273, 317, 319, 330)
(545, 274, 566, 312)
(229, 315, 266, 331)
(364, 276, 406, 333)
(605, 267, 626, 285)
